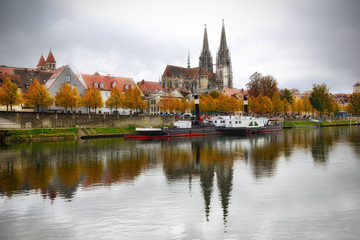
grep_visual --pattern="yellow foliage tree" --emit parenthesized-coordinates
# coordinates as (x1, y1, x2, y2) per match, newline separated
(82, 87, 104, 114)
(22, 78, 54, 112)
(55, 83, 82, 112)
(272, 92, 283, 115)
(0, 77, 21, 112)
(124, 87, 146, 114)
(105, 86, 125, 113)
(302, 95, 313, 116)
(178, 97, 190, 113)
(158, 93, 177, 114)
(282, 98, 292, 115)
(262, 96, 273, 113)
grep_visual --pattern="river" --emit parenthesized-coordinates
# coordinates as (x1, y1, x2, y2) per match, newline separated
(1, 126, 360, 239)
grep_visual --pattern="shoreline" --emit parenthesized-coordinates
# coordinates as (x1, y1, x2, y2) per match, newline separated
(1, 120, 359, 144)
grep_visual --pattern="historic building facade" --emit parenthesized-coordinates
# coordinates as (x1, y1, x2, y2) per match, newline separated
(161, 21, 233, 94)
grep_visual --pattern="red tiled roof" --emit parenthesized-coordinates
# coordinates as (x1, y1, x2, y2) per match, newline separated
(37, 54, 46, 66)
(46, 50, 56, 63)
(137, 80, 164, 95)
(222, 88, 247, 97)
(0, 74, 21, 87)
(78, 73, 136, 91)
(0, 66, 15, 75)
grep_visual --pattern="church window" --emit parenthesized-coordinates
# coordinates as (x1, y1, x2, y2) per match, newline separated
(66, 75, 71, 83)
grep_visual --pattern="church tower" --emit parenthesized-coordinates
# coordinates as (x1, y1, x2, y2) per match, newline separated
(37, 54, 46, 71)
(199, 25, 213, 73)
(216, 20, 233, 89)
(45, 50, 56, 71)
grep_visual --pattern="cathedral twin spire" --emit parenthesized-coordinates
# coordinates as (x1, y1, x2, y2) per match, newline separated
(199, 20, 233, 88)
(199, 25, 213, 73)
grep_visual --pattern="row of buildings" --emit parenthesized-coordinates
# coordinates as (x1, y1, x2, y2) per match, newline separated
(0, 21, 248, 114)
(1, 20, 359, 114)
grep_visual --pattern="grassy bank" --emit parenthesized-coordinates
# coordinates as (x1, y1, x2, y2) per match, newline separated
(321, 120, 357, 126)
(283, 121, 317, 128)
(85, 126, 137, 135)
(5, 127, 79, 142)
(284, 119, 358, 128)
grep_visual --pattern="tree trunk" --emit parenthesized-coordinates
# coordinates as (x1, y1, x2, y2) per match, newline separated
(10, 104, 13, 112)
(37, 105, 40, 112)
(6, 105, 8, 113)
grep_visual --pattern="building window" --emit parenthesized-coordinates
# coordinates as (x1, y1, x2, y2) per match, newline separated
(66, 75, 71, 83)
(99, 82, 104, 88)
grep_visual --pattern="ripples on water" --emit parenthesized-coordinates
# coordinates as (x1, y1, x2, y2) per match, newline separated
(1, 126, 360, 239)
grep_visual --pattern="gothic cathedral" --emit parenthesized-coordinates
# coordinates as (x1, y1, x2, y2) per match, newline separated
(162, 20, 233, 92)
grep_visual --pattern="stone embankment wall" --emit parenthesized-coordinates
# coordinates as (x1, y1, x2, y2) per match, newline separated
(0, 112, 173, 129)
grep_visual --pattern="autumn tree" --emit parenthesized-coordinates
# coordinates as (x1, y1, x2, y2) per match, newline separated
(271, 92, 283, 115)
(0, 77, 21, 112)
(178, 97, 190, 113)
(348, 93, 360, 114)
(302, 95, 313, 115)
(124, 87, 146, 114)
(22, 78, 53, 112)
(246, 72, 278, 98)
(310, 83, 333, 115)
(247, 72, 262, 97)
(282, 98, 292, 115)
(82, 87, 104, 114)
(55, 83, 82, 112)
(105, 86, 125, 113)
(262, 96, 273, 114)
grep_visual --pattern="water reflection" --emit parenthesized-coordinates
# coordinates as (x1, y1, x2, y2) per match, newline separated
(1, 126, 359, 205)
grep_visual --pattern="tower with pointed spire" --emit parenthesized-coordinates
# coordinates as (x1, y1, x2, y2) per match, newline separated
(199, 25, 213, 73)
(37, 54, 46, 71)
(45, 50, 56, 71)
(216, 20, 233, 88)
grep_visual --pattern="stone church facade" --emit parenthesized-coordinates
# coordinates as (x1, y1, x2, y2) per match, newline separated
(161, 21, 233, 93)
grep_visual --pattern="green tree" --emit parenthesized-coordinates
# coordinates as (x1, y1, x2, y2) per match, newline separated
(209, 90, 220, 99)
(309, 83, 332, 115)
(0, 77, 21, 112)
(280, 88, 293, 104)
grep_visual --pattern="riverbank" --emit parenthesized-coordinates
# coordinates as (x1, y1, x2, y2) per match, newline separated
(283, 119, 358, 128)
(1, 119, 359, 144)
(1, 126, 137, 144)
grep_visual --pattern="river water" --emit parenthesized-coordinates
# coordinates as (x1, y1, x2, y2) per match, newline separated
(1, 126, 360, 239)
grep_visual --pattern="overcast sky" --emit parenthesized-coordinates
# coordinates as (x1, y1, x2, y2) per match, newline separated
(1, 0, 359, 93)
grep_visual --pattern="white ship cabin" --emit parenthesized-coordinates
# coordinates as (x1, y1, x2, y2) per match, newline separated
(208, 116, 269, 128)
(174, 121, 192, 128)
